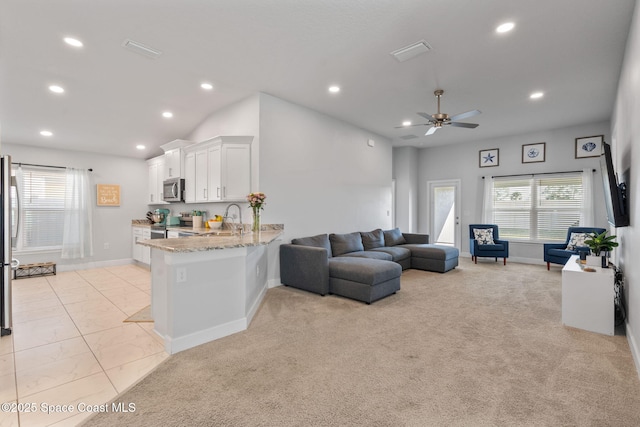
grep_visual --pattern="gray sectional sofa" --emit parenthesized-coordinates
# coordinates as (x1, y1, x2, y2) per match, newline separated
(279, 228, 459, 304)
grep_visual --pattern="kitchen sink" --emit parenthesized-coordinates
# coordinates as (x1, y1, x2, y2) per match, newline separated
(199, 230, 236, 237)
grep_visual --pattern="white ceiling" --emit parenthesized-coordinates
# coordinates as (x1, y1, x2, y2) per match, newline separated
(0, 0, 635, 159)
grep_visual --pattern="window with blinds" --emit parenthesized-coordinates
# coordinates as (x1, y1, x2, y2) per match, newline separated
(12, 166, 67, 251)
(489, 173, 584, 241)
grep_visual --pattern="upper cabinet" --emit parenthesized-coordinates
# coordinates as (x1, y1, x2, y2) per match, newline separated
(147, 155, 168, 205)
(183, 136, 253, 204)
(160, 139, 193, 179)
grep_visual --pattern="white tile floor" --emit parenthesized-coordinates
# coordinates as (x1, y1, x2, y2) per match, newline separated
(0, 264, 168, 427)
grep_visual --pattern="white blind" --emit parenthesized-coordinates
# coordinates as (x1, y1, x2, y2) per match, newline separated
(13, 166, 66, 251)
(488, 173, 584, 241)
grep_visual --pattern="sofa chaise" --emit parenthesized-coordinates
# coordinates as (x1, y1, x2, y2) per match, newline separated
(280, 228, 459, 304)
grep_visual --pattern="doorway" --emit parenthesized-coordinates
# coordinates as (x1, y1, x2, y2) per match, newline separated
(427, 180, 461, 248)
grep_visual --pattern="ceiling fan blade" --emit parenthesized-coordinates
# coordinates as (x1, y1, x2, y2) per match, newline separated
(449, 109, 481, 122)
(425, 126, 439, 136)
(449, 121, 479, 129)
(417, 112, 435, 122)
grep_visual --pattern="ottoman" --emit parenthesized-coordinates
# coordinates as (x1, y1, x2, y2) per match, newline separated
(328, 257, 401, 304)
(404, 244, 459, 273)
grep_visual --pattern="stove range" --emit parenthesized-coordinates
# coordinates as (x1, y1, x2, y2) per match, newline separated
(150, 225, 167, 239)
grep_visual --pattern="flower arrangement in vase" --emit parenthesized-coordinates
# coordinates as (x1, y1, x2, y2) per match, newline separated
(247, 192, 266, 232)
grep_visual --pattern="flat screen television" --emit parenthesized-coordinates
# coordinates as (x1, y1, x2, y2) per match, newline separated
(600, 141, 629, 227)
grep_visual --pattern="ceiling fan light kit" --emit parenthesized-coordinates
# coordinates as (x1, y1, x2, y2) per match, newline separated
(398, 89, 481, 136)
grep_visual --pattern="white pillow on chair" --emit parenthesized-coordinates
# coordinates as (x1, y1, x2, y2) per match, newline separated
(473, 228, 495, 245)
(566, 232, 588, 250)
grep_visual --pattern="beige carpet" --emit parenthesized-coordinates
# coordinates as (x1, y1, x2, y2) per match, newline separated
(123, 305, 152, 323)
(83, 258, 640, 426)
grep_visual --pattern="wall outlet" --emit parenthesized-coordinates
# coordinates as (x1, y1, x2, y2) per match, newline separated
(103, 242, 110, 249)
(256, 265, 260, 277)
(177, 267, 187, 283)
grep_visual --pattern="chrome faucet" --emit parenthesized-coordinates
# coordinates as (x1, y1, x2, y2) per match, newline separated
(223, 203, 243, 235)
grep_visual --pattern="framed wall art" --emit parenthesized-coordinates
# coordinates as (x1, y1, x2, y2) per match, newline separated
(479, 148, 499, 168)
(522, 142, 546, 163)
(575, 135, 603, 158)
(96, 184, 121, 206)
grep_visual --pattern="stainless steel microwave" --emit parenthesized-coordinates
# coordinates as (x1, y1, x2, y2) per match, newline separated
(162, 178, 185, 202)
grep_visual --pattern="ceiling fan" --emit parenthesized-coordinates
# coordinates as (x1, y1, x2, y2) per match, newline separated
(397, 89, 481, 136)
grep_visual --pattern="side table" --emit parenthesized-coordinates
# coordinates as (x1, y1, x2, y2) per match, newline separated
(562, 255, 614, 335)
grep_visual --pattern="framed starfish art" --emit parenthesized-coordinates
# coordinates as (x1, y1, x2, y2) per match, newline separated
(479, 148, 499, 168)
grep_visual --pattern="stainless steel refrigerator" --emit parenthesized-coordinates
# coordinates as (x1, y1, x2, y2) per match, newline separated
(1, 155, 18, 337)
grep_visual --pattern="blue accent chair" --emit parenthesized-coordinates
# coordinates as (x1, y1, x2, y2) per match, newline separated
(543, 226, 606, 270)
(469, 224, 509, 265)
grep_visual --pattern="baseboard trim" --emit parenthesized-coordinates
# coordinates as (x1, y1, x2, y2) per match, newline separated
(460, 252, 543, 266)
(165, 318, 247, 355)
(56, 258, 135, 272)
(268, 278, 282, 288)
(626, 321, 640, 379)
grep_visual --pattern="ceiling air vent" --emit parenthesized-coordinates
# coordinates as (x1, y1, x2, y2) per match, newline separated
(400, 135, 419, 140)
(122, 39, 163, 59)
(390, 40, 432, 63)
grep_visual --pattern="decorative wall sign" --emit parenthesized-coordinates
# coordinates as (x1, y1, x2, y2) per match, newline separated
(575, 135, 603, 158)
(97, 184, 120, 206)
(479, 148, 499, 168)
(522, 142, 546, 163)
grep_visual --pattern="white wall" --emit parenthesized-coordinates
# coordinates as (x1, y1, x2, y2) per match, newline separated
(392, 147, 419, 233)
(611, 0, 640, 374)
(3, 143, 148, 269)
(258, 93, 393, 241)
(392, 120, 610, 262)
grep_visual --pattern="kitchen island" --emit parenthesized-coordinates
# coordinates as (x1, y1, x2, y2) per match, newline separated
(137, 227, 283, 354)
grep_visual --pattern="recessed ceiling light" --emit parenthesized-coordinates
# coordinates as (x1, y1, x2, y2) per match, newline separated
(200, 82, 213, 90)
(496, 22, 515, 33)
(48, 85, 64, 93)
(136, 144, 146, 150)
(162, 111, 173, 118)
(328, 85, 340, 93)
(530, 91, 544, 99)
(63, 37, 83, 47)
(402, 121, 412, 127)
(40, 130, 53, 137)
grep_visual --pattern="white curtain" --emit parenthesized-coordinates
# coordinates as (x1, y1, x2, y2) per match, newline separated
(61, 168, 93, 259)
(581, 168, 595, 226)
(481, 177, 494, 223)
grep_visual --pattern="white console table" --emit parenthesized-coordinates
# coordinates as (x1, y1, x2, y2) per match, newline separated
(562, 255, 614, 335)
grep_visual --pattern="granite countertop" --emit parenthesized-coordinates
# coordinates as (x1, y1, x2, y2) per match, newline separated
(137, 229, 283, 253)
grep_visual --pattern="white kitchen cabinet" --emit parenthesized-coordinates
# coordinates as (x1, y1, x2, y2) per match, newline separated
(160, 139, 193, 179)
(195, 148, 210, 202)
(219, 143, 251, 201)
(164, 149, 182, 179)
(182, 135, 252, 204)
(207, 144, 222, 201)
(167, 230, 180, 238)
(147, 156, 168, 205)
(184, 151, 196, 203)
(132, 227, 151, 265)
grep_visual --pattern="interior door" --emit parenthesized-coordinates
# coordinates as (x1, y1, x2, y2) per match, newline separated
(428, 180, 461, 248)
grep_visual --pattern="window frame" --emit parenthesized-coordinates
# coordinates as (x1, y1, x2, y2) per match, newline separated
(486, 172, 586, 243)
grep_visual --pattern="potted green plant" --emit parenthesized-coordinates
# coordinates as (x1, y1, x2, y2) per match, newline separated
(584, 230, 618, 267)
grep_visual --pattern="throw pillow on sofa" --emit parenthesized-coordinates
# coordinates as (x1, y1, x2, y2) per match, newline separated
(330, 232, 365, 256)
(383, 228, 406, 246)
(360, 229, 385, 250)
(473, 228, 494, 245)
(292, 233, 333, 257)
